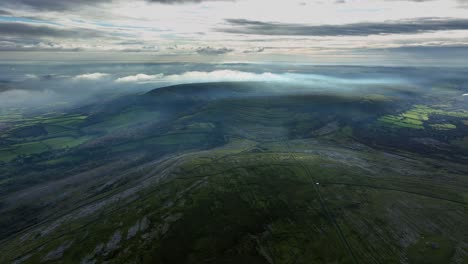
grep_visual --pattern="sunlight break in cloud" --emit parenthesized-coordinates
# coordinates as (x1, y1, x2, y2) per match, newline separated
(115, 70, 288, 84)
(73, 73, 110, 80)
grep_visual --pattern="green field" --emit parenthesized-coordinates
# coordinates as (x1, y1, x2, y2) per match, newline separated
(0, 113, 92, 162)
(430, 123, 457, 130)
(378, 105, 466, 130)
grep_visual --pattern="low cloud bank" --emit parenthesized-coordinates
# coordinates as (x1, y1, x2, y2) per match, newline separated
(115, 73, 164, 83)
(114, 70, 406, 88)
(73, 73, 110, 80)
(116, 70, 288, 84)
(1, 64, 461, 114)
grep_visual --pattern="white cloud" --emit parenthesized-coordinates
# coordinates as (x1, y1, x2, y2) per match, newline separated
(113, 69, 409, 86)
(2, 0, 468, 65)
(165, 70, 287, 82)
(115, 73, 164, 83)
(115, 70, 289, 84)
(73, 73, 110, 80)
(24, 74, 39, 80)
(463, 93, 468, 96)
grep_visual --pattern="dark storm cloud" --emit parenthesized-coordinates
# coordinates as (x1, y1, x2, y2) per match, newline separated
(0, 9, 12, 15)
(196, 46, 233, 55)
(221, 18, 468, 37)
(0, 22, 106, 39)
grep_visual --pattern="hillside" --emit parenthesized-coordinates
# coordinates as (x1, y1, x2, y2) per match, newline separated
(0, 82, 467, 264)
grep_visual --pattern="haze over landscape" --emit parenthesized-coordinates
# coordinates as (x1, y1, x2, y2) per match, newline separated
(0, 1, 468, 264)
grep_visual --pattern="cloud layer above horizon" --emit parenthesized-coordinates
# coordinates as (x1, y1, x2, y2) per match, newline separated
(1, 63, 468, 114)
(0, 65, 414, 111)
(1, 0, 468, 65)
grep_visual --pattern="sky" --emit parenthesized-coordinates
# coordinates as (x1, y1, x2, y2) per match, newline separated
(0, 0, 468, 65)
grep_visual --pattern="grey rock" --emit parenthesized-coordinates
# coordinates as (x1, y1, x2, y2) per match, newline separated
(41, 240, 73, 262)
(104, 230, 122, 255)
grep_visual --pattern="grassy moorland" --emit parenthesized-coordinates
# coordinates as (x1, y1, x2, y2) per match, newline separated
(0, 82, 467, 264)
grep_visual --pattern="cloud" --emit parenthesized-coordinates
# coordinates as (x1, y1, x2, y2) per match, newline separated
(115, 70, 288, 84)
(115, 73, 164, 83)
(0, 89, 61, 109)
(73, 73, 110, 80)
(381, 44, 468, 51)
(0, 0, 111, 11)
(463, 93, 468, 96)
(121, 45, 160, 52)
(196, 46, 234, 55)
(0, 0, 229, 11)
(384, 0, 434, 2)
(367, 45, 468, 61)
(243, 47, 265, 53)
(0, 22, 105, 39)
(0, 22, 120, 52)
(387, 0, 465, 2)
(221, 17, 468, 37)
(0, 41, 83, 52)
(0, 9, 11, 15)
(1, 0, 467, 65)
(146, 0, 231, 3)
(458, 0, 468, 8)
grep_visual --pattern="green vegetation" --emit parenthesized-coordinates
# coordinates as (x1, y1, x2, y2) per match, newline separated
(42, 136, 92, 149)
(0, 136, 92, 162)
(407, 235, 455, 264)
(85, 109, 160, 132)
(378, 115, 424, 129)
(13, 141, 50, 155)
(40, 156, 81, 165)
(451, 136, 468, 149)
(378, 105, 432, 129)
(378, 105, 468, 129)
(430, 123, 456, 130)
(0, 149, 17, 162)
(3, 146, 467, 264)
(0, 113, 92, 162)
(145, 133, 207, 145)
(185, 122, 215, 131)
(1, 82, 468, 264)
